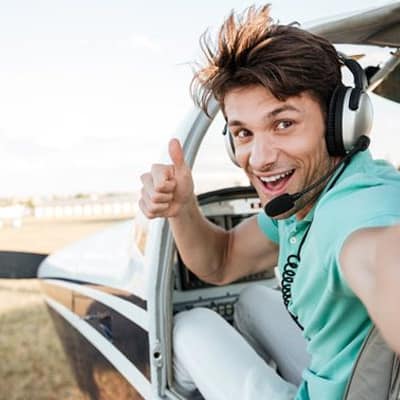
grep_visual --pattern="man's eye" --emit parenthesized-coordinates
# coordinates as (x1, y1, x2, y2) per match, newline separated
(276, 120, 293, 130)
(235, 129, 251, 139)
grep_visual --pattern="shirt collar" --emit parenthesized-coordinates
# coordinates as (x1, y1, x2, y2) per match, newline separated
(293, 150, 371, 225)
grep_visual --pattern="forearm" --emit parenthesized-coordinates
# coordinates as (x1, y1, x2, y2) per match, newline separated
(168, 194, 230, 284)
(341, 225, 400, 354)
(368, 225, 400, 354)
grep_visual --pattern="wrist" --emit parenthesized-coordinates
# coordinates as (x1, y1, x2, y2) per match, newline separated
(168, 193, 198, 221)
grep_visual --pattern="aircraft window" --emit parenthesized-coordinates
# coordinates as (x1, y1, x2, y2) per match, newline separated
(191, 111, 250, 195)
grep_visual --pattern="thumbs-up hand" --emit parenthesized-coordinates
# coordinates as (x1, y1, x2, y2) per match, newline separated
(139, 138, 194, 218)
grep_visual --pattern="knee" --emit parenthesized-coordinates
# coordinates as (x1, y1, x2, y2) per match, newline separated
(173, 308, 221, 353)
(236, 285, 268, 315)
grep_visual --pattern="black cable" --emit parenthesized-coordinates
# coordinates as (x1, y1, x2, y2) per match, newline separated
(280, 157, 351, 330)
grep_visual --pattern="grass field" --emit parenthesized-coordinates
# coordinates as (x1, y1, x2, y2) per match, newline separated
(0, 217, 130, 400)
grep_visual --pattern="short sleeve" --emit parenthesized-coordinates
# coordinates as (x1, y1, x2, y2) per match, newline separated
(257, 211, 279, 243)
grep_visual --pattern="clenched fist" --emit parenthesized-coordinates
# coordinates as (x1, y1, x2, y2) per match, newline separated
(139, 138, 194, 218)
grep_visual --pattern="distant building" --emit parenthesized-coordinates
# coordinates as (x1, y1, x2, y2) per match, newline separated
(0, 204, 29, 228)
(33, 193, 138, 220)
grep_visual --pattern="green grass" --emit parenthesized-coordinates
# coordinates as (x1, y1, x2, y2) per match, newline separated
(0, 280, 85, 400)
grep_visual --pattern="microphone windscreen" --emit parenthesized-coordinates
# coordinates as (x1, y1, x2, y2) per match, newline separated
(357, 135, 370, 151)
(264, 194, 295, 217)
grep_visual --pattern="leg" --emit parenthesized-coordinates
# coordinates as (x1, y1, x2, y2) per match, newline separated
(234, 285, 311, 386)
(173, 307, 297, 400)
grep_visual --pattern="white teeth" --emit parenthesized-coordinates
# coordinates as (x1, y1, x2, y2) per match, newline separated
(259, 170, 293, 183)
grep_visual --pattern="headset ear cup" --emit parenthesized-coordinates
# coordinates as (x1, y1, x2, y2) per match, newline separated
(326, 85, 348, 156)
(342, 90, 373, 151)
(327, 56, 373, 156)
(326, 86, 339, 156)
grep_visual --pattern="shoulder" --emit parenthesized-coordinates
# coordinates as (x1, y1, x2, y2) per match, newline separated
(311, 159, 400, 265)
(257, 211, 279, 243)
(316, 158, 400, 229)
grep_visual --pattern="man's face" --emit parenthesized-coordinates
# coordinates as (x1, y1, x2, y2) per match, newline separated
(224, 84, 336, 219)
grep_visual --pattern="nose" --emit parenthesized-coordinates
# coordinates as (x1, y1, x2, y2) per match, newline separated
(248, 134, 278, 171)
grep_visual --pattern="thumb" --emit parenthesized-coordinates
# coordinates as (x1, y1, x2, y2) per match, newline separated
(168, 138, 186, 170)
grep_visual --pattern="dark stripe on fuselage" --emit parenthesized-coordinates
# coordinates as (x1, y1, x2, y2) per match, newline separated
(48, 308, 147, 400)
(41, 280, 150, 380)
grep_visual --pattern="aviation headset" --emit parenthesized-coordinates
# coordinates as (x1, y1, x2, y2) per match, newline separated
(222, 54, 373, 166)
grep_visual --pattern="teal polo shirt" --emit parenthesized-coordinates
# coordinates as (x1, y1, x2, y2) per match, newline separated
(257, 150, 400, 400)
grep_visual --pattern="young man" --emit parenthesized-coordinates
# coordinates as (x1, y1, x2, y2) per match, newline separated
(139, 5, 400, 400)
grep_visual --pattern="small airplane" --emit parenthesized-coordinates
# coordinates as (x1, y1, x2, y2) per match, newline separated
(1, 2, 400, 399)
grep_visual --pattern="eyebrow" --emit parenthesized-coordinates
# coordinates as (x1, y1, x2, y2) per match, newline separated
(228, 104, 301, 127)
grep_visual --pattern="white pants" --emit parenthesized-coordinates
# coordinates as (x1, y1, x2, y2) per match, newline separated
(173, 285, 311, 400)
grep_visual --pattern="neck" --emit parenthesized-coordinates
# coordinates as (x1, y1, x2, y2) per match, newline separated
(295, 202, 314, 221)
(295, 155, 343, 221)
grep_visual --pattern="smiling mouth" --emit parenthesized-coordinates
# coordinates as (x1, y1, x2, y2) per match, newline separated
(258, 169, 295, 193)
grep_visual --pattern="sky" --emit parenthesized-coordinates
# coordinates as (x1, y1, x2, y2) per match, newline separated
(0, 0, 398, 197)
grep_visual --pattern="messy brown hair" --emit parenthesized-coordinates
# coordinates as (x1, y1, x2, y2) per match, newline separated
(191, 5, 341, 116)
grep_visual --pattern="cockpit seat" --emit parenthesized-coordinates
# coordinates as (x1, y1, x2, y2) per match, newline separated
(344, 326, 400, 399)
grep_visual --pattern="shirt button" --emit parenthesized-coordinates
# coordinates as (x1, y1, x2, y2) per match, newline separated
(290, 236, 297, 244)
